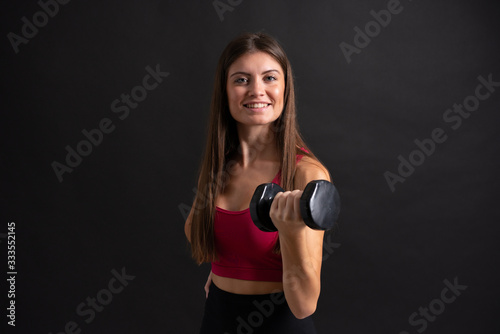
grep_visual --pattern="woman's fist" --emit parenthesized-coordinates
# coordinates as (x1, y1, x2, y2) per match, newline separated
(269, 189, 306, 236)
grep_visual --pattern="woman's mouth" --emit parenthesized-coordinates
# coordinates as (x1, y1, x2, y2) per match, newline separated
(244, 103, 271, 110)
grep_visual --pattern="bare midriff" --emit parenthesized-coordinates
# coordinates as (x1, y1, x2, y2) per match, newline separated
(211, 272, 284, 295)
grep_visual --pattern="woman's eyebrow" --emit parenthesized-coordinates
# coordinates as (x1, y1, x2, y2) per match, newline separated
(229, 69, 281, 78)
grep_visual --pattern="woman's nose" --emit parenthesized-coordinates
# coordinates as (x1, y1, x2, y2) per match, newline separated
(248, 80, 265, 96)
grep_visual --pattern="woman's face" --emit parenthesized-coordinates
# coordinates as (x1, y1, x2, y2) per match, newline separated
(226, 52, 285, 127)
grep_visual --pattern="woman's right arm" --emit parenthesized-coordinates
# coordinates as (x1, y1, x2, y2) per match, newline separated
(184, 201, 213, 297)
(204, 271, 213, 298)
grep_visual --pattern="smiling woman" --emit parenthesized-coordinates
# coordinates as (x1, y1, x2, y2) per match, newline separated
(185, 32, 332, 333)
(226, 53, 285, 126)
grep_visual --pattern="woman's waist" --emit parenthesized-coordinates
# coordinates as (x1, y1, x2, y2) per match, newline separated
(211, 272, 283, 295)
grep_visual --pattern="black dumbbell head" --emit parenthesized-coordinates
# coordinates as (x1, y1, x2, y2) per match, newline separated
(300, 180, 340, 230)
(249, 183, 284, 232)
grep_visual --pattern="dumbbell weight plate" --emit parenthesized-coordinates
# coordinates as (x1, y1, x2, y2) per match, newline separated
(299, 180, 340, 230)
(249, 183, 284, 232)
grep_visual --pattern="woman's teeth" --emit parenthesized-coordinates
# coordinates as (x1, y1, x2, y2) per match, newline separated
(245, 103, 269, 108)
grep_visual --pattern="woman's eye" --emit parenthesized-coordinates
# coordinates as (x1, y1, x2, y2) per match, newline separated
(235, 78, 248, 83)
(265, 76, 277, 81)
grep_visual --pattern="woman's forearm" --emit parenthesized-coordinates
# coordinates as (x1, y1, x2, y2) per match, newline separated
(280, 229, 321, 319)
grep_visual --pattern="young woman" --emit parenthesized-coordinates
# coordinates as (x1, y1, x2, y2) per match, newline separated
(185, 32, 332, 333)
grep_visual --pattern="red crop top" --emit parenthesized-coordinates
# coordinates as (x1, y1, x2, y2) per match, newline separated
(211, 154, 305, 282)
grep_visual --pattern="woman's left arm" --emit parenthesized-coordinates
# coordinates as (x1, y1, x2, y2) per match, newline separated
(269, 157, 331, 319)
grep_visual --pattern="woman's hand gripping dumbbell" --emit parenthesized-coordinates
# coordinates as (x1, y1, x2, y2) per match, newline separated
(249, 180, 341, 232)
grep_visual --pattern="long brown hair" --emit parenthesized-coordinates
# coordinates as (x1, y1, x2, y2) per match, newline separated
(189, 32, 321, 264)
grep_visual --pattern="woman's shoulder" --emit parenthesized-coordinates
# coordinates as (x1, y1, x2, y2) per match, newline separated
(294, 155, 331, 189)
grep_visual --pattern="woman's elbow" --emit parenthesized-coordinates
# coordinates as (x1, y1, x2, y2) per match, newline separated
(290, 302, 317, 319)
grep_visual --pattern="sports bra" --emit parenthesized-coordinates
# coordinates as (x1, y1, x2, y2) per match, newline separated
(211, 154, 305, 282)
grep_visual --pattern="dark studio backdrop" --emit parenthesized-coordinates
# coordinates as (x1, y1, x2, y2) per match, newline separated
(1, 0, 500, 333)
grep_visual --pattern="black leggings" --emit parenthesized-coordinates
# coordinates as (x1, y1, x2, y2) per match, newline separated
(199, 282, 317, 334)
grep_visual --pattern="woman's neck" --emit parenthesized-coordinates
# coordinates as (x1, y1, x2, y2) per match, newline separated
(235, 124, 278, 168)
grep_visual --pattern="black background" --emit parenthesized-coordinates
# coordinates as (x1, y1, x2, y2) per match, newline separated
(1, 0, 500, 333)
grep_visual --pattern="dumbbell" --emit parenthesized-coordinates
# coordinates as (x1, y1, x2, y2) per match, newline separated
(249, 180, 340, 232)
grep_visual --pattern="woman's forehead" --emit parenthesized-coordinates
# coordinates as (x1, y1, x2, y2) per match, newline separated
(228, 52, 283, 74)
